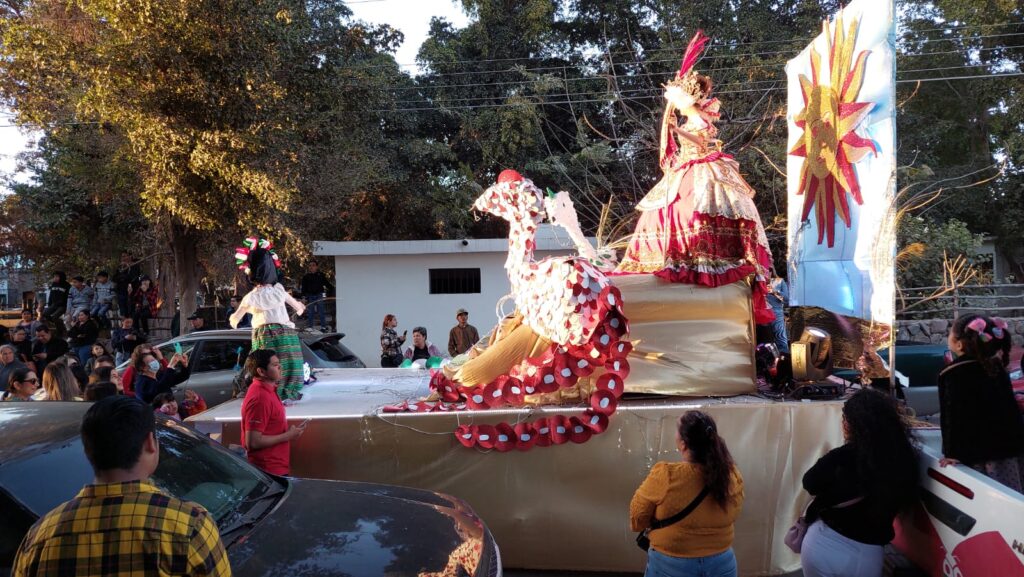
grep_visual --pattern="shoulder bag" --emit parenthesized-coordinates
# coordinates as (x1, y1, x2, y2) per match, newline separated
(784, 495, 864, 553)
(636, 486, 710, 552)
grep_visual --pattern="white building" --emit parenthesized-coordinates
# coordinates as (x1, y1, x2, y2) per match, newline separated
(314, 225, 589, 366)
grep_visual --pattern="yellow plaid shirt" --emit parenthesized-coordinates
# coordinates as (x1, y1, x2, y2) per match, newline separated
(13, 480, 231, 577)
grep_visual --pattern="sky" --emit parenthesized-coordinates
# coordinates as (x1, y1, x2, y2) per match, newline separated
(0, 0, 471, 191)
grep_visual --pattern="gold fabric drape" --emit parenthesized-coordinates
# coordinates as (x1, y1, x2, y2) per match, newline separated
(199, 395, 842, 575)
(614, 275, 756, 396)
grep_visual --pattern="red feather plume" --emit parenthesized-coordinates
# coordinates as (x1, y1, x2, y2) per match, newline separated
(678, 30, 710, 78)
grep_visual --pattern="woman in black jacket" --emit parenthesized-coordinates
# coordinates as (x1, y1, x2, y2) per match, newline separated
(66, 310, 99, 366)
(940, 314, 1024, 491)
(133, 350, 190, 404)
(800, 389, 919, 577)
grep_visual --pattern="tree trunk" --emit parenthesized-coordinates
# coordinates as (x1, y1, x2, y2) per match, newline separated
(170, 222, 200, 335)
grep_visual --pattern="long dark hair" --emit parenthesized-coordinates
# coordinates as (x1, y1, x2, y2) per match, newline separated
(951, 314, 1011, 377)
(9, 367, 32, 391)
(678, 410, 735, 507)
(843, 389, 918, 508)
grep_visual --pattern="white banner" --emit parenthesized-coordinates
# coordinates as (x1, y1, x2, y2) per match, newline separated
(786, 0, 896, 324)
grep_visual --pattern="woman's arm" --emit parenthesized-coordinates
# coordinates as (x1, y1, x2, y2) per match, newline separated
(802, 448, 841, 496)
(670, 125, 706, 147)
(629, 463, 668, 531)
(281, 286, 306, 316)
(229, 298, 251, 329)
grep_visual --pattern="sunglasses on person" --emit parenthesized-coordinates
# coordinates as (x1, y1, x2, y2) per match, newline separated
(18, 378, 38, 384)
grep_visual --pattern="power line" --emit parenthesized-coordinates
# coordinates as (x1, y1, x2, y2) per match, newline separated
(345, 45, 1021, 96)
(1, 67, 1018, 127)
(366, 71, 1024, 113)
(383, 61, 1018, 107)
(332, 41, 1023, 92)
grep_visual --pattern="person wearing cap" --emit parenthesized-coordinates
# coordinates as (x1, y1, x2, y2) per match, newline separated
(448, 309, 479, 357)
(188, 313, 210, 333)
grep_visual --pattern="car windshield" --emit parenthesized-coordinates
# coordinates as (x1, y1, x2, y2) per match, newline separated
(307, 336, 359, 363)
(158, 341, 197, 361)
(152, 419, 276, 523)
(1, 417, 275, 525)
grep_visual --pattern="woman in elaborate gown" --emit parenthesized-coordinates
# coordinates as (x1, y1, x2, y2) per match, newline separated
(615, 31, 774, 324)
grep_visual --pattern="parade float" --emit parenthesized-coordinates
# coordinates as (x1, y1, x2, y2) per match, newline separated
(189, 1, 1024, 575)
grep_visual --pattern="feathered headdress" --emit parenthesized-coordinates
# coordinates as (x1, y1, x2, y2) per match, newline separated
(678, 30, 710, 80)
(234, 236, 281, 275)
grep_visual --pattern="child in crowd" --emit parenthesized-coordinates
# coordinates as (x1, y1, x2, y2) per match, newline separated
(152, 389, 206, 421)
(152, 392, 181, 421)
(180, 388, 208, 417)
(92, 271, 115, 329)
(230, 239, 306, 401)
(84, 342, 108, 374)
(939, 314, 1024, 492)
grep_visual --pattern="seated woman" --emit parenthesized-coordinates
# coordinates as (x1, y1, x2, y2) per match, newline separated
(615, 31, 774, 324)
(630, 410, 745, 577)
(800, 389, 919, 577)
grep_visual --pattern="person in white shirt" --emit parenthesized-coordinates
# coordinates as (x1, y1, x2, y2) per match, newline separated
(230, 244, 306, 401)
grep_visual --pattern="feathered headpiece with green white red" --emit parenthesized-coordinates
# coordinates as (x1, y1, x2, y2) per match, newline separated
(234, 236, 280, 275)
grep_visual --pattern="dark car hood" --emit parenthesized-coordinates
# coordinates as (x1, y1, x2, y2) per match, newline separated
(229, 478, 487, 576)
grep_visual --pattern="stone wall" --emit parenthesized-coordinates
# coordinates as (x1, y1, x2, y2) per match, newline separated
(897, 317, 1024, 347)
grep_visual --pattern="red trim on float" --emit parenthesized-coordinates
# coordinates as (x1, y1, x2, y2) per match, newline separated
(927, 468, 976, 500)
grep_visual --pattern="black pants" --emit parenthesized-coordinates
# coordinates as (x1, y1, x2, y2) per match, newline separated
(134, 309, 151, 334)
(380, 353, 403, 368)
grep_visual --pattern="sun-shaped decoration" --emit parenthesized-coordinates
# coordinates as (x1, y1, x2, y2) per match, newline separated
(790, 14, 878, 248)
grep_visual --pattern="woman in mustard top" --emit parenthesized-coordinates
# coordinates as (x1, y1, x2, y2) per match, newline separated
(631, 410, 745, 577)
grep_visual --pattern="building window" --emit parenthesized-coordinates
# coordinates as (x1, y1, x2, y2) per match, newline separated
(429, 268, 481, 294)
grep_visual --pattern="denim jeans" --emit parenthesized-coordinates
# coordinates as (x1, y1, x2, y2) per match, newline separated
(644, 548, 737, 577)
(800, 520, 883, 577)
(304, 295, 326, 328)
(770, 310, 789, 354)
(91, 303, 111, 327)
(74, 345, 93, 366)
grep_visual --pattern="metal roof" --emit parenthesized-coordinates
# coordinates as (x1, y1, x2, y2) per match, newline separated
(313, 224, 592, 256)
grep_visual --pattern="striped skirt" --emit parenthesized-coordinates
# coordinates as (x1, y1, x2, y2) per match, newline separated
(252, 323, 304, 401)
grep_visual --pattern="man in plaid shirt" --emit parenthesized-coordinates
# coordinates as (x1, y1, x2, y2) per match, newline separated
(12, 396, 232, 576)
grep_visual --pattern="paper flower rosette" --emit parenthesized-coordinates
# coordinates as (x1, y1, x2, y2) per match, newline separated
(395, 283, 631, 452)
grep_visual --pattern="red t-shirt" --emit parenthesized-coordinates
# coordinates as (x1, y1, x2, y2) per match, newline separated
(241, 378, 290, 475)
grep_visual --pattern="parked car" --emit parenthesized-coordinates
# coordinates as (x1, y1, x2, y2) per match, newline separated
(893, 428, 1024, 576)
(119, 329, 365, 409)
(882, 342, 949, 418)
(0, 402, 501, 577)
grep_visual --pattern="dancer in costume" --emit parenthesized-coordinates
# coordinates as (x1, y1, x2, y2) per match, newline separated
(230, 238, 306, 401)
(615, 31, 774, 324)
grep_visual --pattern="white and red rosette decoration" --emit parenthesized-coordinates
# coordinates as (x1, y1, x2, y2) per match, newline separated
(388, 169, 632, 451)
(392, 283, 631, 452)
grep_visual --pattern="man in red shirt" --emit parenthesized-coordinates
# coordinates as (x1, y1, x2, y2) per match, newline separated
(241, 349, 306, 475)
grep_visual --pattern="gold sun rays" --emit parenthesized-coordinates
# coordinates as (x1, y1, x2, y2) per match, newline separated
(790, 15, 878, 248)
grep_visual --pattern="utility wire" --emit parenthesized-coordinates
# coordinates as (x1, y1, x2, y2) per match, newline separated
(364, 71, 1024, 113)
(1, 69, 1020, 127)
(340, 42, 1023, 93)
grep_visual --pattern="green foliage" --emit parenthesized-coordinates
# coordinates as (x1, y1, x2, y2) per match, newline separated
(897, 217, 986, 288)
(0, 0, 1021, 294)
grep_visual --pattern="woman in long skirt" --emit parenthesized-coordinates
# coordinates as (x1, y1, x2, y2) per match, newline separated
(230, 239, 306, 401)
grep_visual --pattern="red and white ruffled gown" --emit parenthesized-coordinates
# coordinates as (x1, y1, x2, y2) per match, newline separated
(614, 111, 775, 324)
